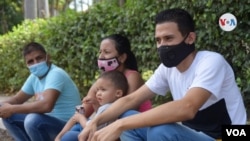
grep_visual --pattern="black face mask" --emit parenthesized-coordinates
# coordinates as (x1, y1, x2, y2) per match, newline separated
(157, 39, 195, 68)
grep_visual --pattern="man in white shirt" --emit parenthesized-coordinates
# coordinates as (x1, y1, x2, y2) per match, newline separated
(78, 8, 246, 141)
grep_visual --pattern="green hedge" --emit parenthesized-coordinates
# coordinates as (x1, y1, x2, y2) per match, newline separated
(0, 0, 250, 109)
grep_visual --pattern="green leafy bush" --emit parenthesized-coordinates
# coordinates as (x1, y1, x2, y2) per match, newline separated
(0, 0, 249, 112)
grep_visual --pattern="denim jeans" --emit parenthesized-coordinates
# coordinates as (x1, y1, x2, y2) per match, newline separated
(2, 113, 66, 141)
(120, 110, 216, 141)
(61, 130, 79, 141)
(60, 123, 82, 141)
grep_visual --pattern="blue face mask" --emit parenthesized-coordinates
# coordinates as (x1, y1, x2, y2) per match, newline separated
(28, 61, 49, 77)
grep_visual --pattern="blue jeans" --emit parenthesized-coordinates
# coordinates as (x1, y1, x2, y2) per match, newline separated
(61, 110, 216, 141)
(120, 110, 216, 141)
(60, 123, 82, 141)
(2, 113, 66, 141)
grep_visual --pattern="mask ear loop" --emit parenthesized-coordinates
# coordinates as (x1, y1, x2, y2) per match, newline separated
(182, 33, 189, 43)
(40, 54, 51, 79)
(117, 53, 127, 64)
(114, 56, 121, 68)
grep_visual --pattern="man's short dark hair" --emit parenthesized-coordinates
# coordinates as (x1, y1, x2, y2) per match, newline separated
(23, 42, 46, 57)
(155, 8, 195, 36)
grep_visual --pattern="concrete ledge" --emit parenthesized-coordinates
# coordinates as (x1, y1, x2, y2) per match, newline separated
(0, 119, 5, 130)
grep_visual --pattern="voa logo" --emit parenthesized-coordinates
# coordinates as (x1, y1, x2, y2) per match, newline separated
(226, 129, 246, 136)
(219, 13, 237, 32)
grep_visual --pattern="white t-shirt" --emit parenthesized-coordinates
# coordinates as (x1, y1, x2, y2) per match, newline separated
(146, 51, 246, 138)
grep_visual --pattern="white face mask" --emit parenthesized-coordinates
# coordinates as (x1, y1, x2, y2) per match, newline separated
(97, 57, 120, 72)
(28, 61, 49, 77)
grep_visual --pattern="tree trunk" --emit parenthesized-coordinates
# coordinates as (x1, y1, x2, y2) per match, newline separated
(37, 0, 50, 18)
(24, 0, 37, 19)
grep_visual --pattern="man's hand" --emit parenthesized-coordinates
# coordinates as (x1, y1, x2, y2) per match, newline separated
(86, 120, 123, 141)
(78, 120, 98, 141)
(0, 103, 13, 118)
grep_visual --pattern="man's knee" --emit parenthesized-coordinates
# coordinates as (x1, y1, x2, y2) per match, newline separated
(119, 110, 140, 118)
(147, 124, 178, 140)
(24, 113, 41, 130)
(61, 131, 79, 141)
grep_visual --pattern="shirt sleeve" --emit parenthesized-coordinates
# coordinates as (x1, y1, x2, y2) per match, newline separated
(145, 64, 170, 96)
(44, 68, 66, 92)
(190, 53, 229, 98)
(21, 74, 36, 95)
